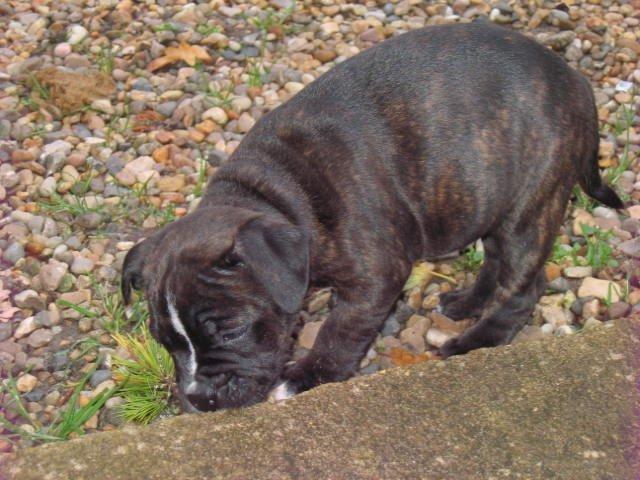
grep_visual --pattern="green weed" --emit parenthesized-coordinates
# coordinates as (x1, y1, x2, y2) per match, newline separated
(38, 192, 103, 217)
(606, 99, 635, 187)
(196, 23, 221, 36)
(0, 368, 116, 445)
(112, 326, 176, 424)
(580, 224, 618, 269)
(247, 62, 269, 88)
(204, 85, 234, 109)
(96, 46, 115, 74)
(27, 73, 50, 101)
(455, 245, 484, 273)
(249, 1, 296, 34)
(194, 155, 208, 198)
(153, 22, 181, 33)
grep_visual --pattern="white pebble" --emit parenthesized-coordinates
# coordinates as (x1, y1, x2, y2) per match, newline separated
(67, 25, 88, 45)
(425, 328, 454, 348)
(54, 42, 71, 57)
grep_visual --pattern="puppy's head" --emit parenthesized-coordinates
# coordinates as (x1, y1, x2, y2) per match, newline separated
(122, 206, 308, 412)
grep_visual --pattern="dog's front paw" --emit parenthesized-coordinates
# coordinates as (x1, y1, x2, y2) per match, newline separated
(269, 381, 296, 402)
(439, 321, 510, 358)
(280, 358, 321, 395)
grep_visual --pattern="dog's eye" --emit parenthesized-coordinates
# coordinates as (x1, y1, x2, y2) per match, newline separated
(213, 254, 243, 273)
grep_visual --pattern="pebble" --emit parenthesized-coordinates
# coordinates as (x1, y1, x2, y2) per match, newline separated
(157, 175, 186, 192)
(429, 312, 467, 334)
(67, 25, 88, 45)
(38, 260, 69, 291)
(26, 329, 54, 348)
(16, 374, 38, 393)
(554, 325, 574, 337)
(582, 298, 601, 319)
(14, 317, 39, 339)
(298, 321, 324, 349)
(607, 301, 630, 319)
(90, 370, 113, 388)
(425, 328, 454, 348)
(0, 324, 12, 342)
(237, 113, 256, 133)
(3, 242, 25, 264)
(577, 278, 622, 302)
(399, 324, 426, 353)
(307, 290, 332, 314)
(617, 238, 640, 258)
(75, 212, 103, 229)
(53, 43, 71, 57)
(202, 107, 228, 125)
(563, 266, 593, 278)
(70, 257, 94, 276)
(91, 99, 115, 115)
(539, 305, 571, 328)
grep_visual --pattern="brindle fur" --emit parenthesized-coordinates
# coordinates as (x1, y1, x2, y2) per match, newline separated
(122, 22, 623, 410)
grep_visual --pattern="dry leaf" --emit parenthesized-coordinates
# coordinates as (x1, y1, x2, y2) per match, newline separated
(388, 347, 438, 367)
(133, 110, 165, 132)
(33, 67, 116, 115)
(148, 43, 212, 72)
(403, 262, 434, 291)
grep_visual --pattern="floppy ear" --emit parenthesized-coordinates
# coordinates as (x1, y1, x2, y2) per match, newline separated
(121, 236, 160, 304)
(237, 217, 309, 314)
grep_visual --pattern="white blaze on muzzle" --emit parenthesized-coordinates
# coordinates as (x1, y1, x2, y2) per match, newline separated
(166, 294, 198, 389)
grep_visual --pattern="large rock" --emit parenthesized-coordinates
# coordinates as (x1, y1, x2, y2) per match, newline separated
(4, 319, 640, 480)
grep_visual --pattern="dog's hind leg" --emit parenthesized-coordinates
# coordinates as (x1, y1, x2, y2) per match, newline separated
(439, 236, 500, 320)
(439, 186, 568, 357)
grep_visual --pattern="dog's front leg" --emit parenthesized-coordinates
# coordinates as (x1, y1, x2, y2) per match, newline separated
(281, 282, 403, 396)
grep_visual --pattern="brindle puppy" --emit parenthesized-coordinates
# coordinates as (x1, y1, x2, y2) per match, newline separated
(122, 22, 623, 412)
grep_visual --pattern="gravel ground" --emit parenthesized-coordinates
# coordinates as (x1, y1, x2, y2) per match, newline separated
(1, 0, 639, 452)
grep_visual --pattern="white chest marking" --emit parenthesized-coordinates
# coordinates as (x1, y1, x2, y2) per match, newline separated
(166, 295, 198, 379)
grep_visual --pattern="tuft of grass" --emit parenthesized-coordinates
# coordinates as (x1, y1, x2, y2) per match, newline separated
(549, 238, 580, 265)
(0, 368, 116, 445)
(57, 284, 149, 335)
(249, 1, 296, 35)
(194, 155, 208, 198)
(38, 173, 105, 218)
(104, 99, 131, 149)
(247, 62, 269, 88)
(27, 73, 50, 101)
(580, 224, 618, 269)
(196, 23, 221, 36)
(112, 326, 176, 424)
(606, 94, 635, 187)
(455, 245, 484, 274)
(38, 191, 103, 217)
(153, 22, 181, 33)
(96, 45, 115, 74)
(204, 85, 234, 109)
(550, 226, 618, 270)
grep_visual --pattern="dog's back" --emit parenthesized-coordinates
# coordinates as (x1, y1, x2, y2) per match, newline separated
(219, 22, 608, 259)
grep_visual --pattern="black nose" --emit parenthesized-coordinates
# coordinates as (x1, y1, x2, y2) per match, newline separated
(183, 374, 227, 411)
(186, 391, 216, 411)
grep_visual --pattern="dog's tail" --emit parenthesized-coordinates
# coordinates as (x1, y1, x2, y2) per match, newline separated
(578, 144, 624, 209)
